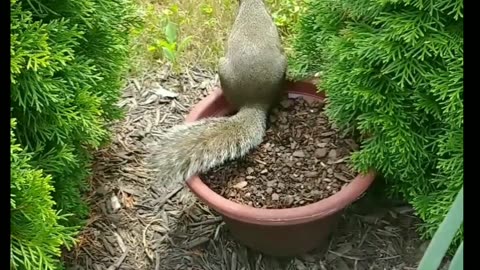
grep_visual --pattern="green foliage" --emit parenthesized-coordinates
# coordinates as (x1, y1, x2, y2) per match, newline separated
(147, 20, 192, 71)
(267, 0, 307, 37)
(291, 0, 463, 249)
(10, 0, 137, 268)
(418, 187, 463, 270)
(131, 2, 196, 72)
(11, 119, 77, 270)
(129, 0, 306, 73)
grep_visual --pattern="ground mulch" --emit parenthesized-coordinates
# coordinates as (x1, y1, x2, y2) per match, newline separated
(63, 66, 426, 270)
(202, 98, 358, 209)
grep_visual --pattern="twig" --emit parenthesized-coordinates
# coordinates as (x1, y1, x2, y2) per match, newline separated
(81, 247, 95, 260)
(255, 254, 263, 269)
(254, 158, 267, 165)
(154, 185, 184, 211)
(155, 250, 161, 270)
(379, 255, 401, 260)
(188, 216, 223, 227)
(113, 231, 127, 253)
(132, 79, 141, 92)
(142, 219, 163, 262)
(334, 157, 350, 164)
(231, 252, 237, 270)
(357, 226, 371, 249)
(106, 248, 129, 270)
(184, 236, 210, 249)
(328, 250, 366, 261)
(213, 222, 225, 240)
(159, 113, 168, 124)
(100, 237, 116, 256)
(154, 108, 161, 126)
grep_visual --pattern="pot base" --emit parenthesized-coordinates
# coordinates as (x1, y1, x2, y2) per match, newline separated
(224, 212, 343, 257)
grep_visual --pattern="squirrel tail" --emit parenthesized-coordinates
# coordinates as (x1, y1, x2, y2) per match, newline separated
(149, 105, 267, 185)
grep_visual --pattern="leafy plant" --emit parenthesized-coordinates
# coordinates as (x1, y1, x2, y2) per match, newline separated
(290, 0, 463, 249)
(418, 186, 463, 270)
(148, 20, 192, 70)
(267, 0, 307, 37)
(10, 0, 137, 268)
(11, 118, 77, 270)
(130, 0, 306, 71)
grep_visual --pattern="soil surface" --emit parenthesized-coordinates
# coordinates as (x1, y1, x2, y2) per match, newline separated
(202, 98, 358, 209)
(63, 66, 426, 270)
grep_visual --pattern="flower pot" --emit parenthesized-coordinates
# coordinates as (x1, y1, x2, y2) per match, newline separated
(185, 80, 376, 257)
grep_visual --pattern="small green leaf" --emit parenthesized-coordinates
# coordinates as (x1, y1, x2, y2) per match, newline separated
(165, 21, 177, 44)
(201, 4, 213, 15)
(158, 40, 171, 49)
(169, 4, 179, 14)
(162, 47, 176, 62)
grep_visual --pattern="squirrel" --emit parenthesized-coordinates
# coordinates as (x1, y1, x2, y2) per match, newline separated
(149, 0, 287, 185)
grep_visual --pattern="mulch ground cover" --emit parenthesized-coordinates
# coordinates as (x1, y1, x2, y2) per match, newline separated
(63, 67, 425, 270)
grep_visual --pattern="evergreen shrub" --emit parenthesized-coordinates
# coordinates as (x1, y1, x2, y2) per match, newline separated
(290, 0, 463, 248)
(10, 0, 137, 268)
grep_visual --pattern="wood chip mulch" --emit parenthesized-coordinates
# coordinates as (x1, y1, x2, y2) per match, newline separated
(63, 65, 426, 270)
(202, 97, 360, 209)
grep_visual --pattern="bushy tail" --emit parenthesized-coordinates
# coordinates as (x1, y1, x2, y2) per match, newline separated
(149, 105, 267, 185)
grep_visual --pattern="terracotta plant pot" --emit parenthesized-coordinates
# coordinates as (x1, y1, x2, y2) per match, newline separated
(185, 80, 376, 257)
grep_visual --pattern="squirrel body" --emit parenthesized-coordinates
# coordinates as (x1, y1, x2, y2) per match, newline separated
(219, 0, 287, 109)
(150, 0, 287, 185)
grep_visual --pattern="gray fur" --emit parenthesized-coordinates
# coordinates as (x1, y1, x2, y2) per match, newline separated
(149, 105, 267, 185)
(149, 0, 286, 185)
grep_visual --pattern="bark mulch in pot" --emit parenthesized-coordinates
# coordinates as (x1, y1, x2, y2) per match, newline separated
(201, 97, 360, 209)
